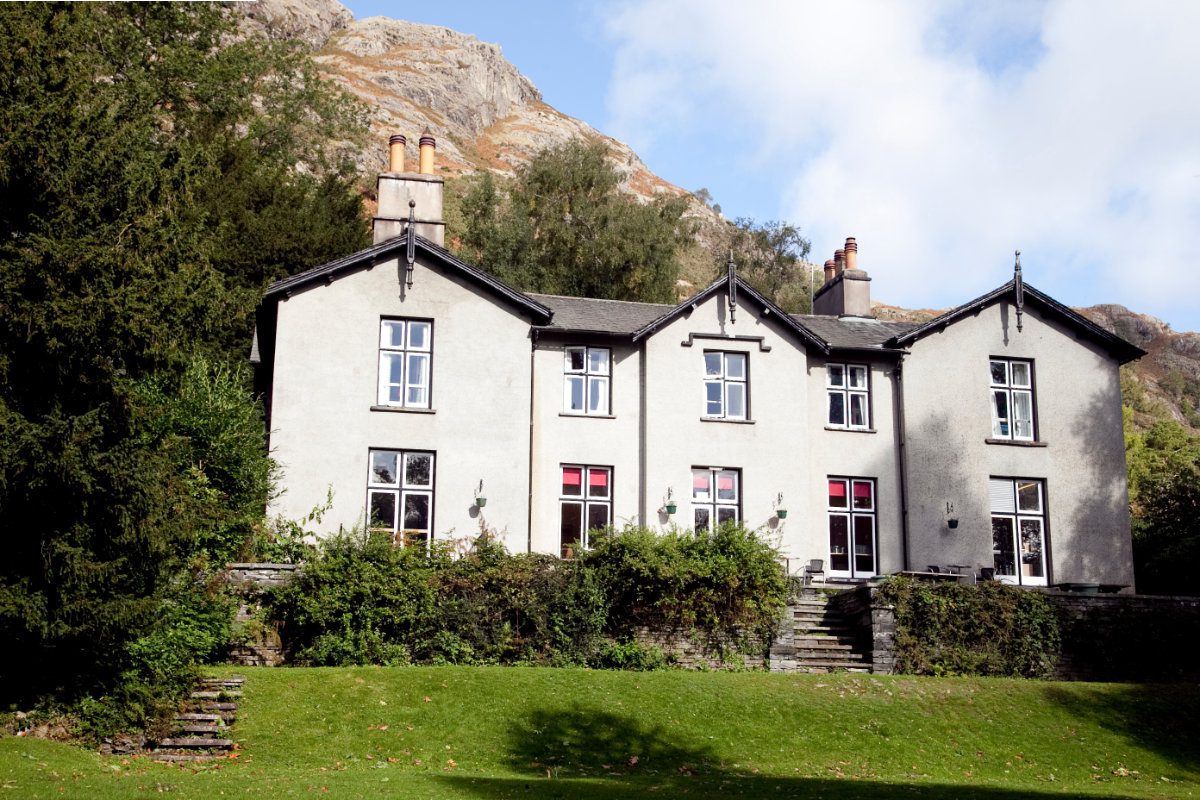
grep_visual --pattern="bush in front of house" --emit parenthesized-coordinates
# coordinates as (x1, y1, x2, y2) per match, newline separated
(877, 577, 1061, 678)
(266, 523, 787, 668)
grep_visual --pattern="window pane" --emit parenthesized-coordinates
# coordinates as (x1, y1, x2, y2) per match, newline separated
(369, 491, 396, 530)
(562, 467, 583, 496)
(704, 353, 722, 376)
(371, 451, 399, 485)
(848, 366, 867, 389)
(726, 382, 746, 419)
(386, 352, 404, 384)
(406, 386, 427, 406)
(387, 385, 403, 404)
(853, 515, 875, 572)
(404, 453, 432, 487)
(587, 468, 610, 498)
(588, 376, 609, 414)
(566, 348, 585, 372)
(588, 348, 609, 375)
(587, 502, 610, 533)
(1012, 391, 1033, 439)
(705, 381, 723, 416)
(403, 493, 430, 531)
(990, 361, 1007, 385)
(692, 470, 711, 500)
(828, 479, 848, 509)
(828, 364, 845, 387)
(382, 320, 405, 348)
(1020, 519, 1044, 578)
(828, 392, 846, 426)
(407, 321, 431, 351)
(992, 517, 1016, 576)
(694, 507, 711, 534)
(560, 502, 582, 554)
(849, 393, 867, 427)
(717, 470, 738, 501)
(1010, 361, 1031, 387)
(852, 480, 873, 510)
(407, 353, 428, 387)
(1017, 481, 1041, 513)
(725, 353, 746, 379)
(717, 506, 738, 525)
(829, 515, 849, 571)
(992, 390, 1010, 437)
(566, 375, 585, 411)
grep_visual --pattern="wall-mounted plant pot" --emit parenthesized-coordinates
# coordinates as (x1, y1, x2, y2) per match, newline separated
(665, 503, 677, 514)
(776, 509, 788, 519)
(947, 518, 959, 529)
(475, 497, 487, 508)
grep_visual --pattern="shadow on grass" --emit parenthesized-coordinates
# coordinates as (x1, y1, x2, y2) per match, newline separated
(436, 703, 1144, 799)
(1042, 683, 1200, 774)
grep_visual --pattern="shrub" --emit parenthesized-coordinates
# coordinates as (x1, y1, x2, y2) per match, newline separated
(878, 578, 1061, 678)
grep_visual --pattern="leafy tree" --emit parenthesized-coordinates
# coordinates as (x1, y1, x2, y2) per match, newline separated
(728, 217, 815, 313)
(0, 3, 367, 730)
(446, 139, 689, 303)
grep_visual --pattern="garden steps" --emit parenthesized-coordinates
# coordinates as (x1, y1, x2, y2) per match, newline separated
(147, 675, 243, 763)
(771, 591, 872, 673)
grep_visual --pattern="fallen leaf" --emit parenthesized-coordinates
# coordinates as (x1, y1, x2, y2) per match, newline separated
(629, 756, 639, 766)
(423, 696, 432, 703)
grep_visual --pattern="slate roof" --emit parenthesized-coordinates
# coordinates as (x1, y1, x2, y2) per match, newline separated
(528, 293, 671, 335)
(792, 315, 918, 352)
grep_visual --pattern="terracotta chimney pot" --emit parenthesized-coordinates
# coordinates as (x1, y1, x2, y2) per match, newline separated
(418, 129, 436, 175)
(834, 248, 846, 274)
(823, 259, 836, 284)
(844, 237, 857, 272)
(388, 134, 406, 173)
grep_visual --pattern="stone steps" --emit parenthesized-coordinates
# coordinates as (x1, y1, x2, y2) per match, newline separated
(771, 592, 873, 674)
(148, 675, 243, 763)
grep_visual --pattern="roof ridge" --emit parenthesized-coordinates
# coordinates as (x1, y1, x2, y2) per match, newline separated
(527, 292, 673, 308)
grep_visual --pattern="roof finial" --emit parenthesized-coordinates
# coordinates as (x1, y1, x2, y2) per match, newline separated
(727, 248, 738, 324)
(1014, 249, 1024, 333)
(405, 199, 417, 289)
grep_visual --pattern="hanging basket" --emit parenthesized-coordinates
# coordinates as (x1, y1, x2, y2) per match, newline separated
(475, 497, 487, 508)
(665, 503, 678, 515)
(776, 509, 788, 519)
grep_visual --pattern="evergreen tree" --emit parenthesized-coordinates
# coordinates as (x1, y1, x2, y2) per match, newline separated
(0, 3, 367, 727)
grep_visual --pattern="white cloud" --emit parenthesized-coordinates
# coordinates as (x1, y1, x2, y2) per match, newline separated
(603, 0, 1200, 328)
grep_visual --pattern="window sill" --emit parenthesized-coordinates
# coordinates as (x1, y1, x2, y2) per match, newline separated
(700, 417, 756, 425)
(984, 438, 1047, 447)
(825, 426, 877, 434)
(371, 405, 436, 414)
(559, 412, 616, 419)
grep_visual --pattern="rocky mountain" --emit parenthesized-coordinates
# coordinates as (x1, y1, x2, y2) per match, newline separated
(238, 0, 1198, 430)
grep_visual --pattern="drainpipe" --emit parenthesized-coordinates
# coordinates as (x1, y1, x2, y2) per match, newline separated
(527, 330, 538, 554)
(638, 339, 648, 526)
(893, 358, 911, 571)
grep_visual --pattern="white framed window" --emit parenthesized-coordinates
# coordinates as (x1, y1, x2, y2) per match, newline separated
(827, 363, 870, 429)
(564, 346, 610, 415)
(378, 319, 432, 408)
(989, 478, 1048, 586)
(989, 358, 1034, 441)
(367, 449, 434, 548)
(827, 477, 876, 578)
(559, 465, 612, 557)
(702, 351, 748, 420)
(692, 467, 740, 533)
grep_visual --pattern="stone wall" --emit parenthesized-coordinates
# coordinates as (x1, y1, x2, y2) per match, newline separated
(829, 585, 897, 674)
(632, 627, 767, 670)
(223, 563, 300, 667)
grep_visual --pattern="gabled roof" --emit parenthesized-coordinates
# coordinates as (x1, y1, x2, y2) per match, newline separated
(263, 232, 553, 323)
(630, 275, 830, 353)
(528, 293, 671, 335)
(793, 315, 917, 353)
(887, 280, 1145, 364)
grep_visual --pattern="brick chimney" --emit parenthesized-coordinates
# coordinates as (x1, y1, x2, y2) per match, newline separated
(813, 236, 872, 318)
(374, 130, 445, 246)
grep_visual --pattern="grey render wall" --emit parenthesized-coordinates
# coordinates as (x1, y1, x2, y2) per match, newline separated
(267, 252, 536, 553)
(529, 338, 643, 553)
(900, 300, 1133, 587)
(640, 293, 813, 560)
(804, 355, 905, 576)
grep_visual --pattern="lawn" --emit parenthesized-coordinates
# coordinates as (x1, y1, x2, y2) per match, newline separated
(1, 666, 1197, 799)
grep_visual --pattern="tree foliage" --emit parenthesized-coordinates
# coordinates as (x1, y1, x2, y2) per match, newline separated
(0, 3, 368, 730)
(446, 139, 689, 303)
(728, 217, 814, 313)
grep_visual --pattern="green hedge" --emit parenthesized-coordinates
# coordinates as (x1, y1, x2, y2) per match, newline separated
(268, 524, 787, 668)
(877, 578, 1061, 678)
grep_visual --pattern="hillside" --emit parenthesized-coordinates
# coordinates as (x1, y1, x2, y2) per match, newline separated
(238, 1, 1198, 427)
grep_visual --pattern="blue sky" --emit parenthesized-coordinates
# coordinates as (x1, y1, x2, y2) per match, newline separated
(342, 1, 1200, 332)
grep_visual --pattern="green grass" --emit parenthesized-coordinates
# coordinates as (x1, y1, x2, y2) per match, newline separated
(2, 667, 1198, 799)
